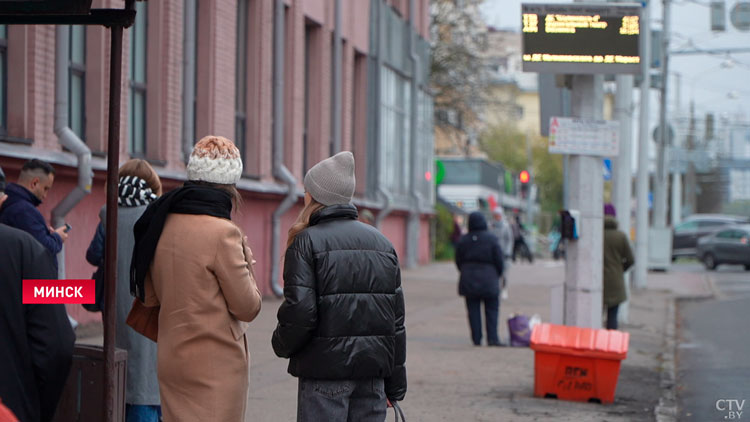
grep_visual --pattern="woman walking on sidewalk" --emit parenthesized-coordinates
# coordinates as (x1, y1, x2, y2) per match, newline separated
(603, 203, 634, 330)
(130, 136, 262, 422)
(272, 151, 406, 422)
(455, 211, 506, 346)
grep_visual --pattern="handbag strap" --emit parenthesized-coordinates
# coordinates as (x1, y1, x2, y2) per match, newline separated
(393, 401, 405, 422)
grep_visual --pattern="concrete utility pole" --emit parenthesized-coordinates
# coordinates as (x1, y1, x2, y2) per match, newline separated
(654, 0, 671, 229)
(613, 73, 634, 323)
(634, 0, 651, 289)
(564, 74, 605, 329)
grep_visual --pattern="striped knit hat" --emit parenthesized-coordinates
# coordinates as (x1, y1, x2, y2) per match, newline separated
(187, 136, 243, 185)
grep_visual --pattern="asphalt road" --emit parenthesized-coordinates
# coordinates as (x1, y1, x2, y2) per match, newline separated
(674, 262, 750, 422)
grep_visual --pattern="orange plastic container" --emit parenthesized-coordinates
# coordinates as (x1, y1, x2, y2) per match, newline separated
(530, 323, 629, 404)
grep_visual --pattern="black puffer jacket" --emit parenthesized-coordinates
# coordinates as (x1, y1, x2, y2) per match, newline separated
(455, 212, 505, 298)
(272, 204, 407, 401)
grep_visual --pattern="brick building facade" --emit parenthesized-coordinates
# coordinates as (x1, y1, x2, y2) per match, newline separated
(0, 0, 434, 324)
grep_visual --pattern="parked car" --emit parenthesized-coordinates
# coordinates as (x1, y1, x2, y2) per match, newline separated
(672, 214, 750, 260)
(696, 225, 750, 270)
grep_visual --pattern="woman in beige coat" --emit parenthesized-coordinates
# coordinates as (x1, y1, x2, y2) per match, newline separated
(130, 136, 262, 422)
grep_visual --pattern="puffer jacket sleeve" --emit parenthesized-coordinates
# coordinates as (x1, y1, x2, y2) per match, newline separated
(272, 234, 318, 358)
(385, 265, 407, 401)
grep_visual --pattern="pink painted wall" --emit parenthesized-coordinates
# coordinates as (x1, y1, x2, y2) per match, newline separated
(0, 0, 434, 315)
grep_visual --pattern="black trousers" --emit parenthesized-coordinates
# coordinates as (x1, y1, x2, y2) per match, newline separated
(606, 304, 620, 330)
(465, 296, 500, 345)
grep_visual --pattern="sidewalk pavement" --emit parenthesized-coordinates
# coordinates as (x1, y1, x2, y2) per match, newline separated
(76, 260, 712, 421)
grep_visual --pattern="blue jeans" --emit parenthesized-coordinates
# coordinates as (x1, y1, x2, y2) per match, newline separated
(297, 378, 387, 422)
(126, 404, 161, 422)
(466, 296, 500, 345)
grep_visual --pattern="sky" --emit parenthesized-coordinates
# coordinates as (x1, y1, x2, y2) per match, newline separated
(479, 0, 750, 120)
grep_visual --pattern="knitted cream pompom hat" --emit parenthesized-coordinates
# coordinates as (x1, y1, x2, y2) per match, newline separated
(186, 136, 243, 184)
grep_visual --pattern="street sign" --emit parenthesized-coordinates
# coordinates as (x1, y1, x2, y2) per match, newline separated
(711, 1, 727, 31)
(730, 1, 750, 31)
(603, 158, 612, 181)
(521, 3, 642, 74)
(548, 117, 620, 156)
(652, 124, 675, 144)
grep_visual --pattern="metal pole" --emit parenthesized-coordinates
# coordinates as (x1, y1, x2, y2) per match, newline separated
(654, 0, 671, 228)
(406, 0, 421, 268)
(104, 24, 123, 422)
(634, 0, 651, 289)
(613, 73, 634, 323)
(525, 133, 533, 226)
(564, 74, 604, 329)
(671, 72, 682, 225)
(331, 0, 342, 154)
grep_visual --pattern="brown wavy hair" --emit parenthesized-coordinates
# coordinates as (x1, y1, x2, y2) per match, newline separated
(118, 159, 163, 195)
(286, 198, 325, 249)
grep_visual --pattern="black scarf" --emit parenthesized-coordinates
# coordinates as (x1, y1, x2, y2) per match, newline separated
(118, 176, 158, 207)
(130, 182, 233, 301)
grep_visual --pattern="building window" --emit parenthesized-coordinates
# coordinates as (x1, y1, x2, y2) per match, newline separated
(0, 25, 7, 136)
(235, 0, 248, 166)
(69, 25, 86, 140)
(380, 66, 411, 200)
(128, 2, 147, 156)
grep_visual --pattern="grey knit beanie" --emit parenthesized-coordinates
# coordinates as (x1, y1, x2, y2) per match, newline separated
(303, 151, 355, 206)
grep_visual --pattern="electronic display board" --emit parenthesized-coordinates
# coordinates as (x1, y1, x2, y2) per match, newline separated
(521, 3, 641, 74)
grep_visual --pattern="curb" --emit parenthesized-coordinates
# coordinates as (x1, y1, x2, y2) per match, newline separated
(654, 299, 678, 422)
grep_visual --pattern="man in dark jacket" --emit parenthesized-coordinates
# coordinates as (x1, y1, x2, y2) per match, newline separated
(272, 152, 405, 421)
(0, 160, 68, 266)
(0, 192, 76, 422)
(455, 212, 505, 346)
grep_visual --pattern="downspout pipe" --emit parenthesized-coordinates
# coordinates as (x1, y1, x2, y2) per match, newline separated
(331, 0, 342, 154)
(405, 0, 421, 268)
(182, 0, 197, 161)
(374, 0, 395, 229)
(270, 0, 297, 298)
(52, 25, 93, 278)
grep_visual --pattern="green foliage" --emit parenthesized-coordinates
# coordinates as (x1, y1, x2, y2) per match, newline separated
(480, 124, 564, 214)
(479, 125, 527, 172)
(434, 203, 456, 261)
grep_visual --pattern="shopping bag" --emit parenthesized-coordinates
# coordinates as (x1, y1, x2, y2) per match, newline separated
(507, 314, 532, 347)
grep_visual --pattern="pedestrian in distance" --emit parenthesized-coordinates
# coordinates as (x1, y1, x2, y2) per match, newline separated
(491, 207, 514, 296)
(602, 203, 634, 330)
(0, 159, 68, 269)
(85, 159, 163, 422)
(455, 211, 506, 347)
(130, 136, 262, 422)
(359, 208, 376, 226)
(511, 214, 533, 263)
(272, 151, 407, 422)
(0, 190, 76, 422)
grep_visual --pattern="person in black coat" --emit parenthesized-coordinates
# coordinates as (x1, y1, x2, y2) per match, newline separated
(272, 152, 406, 422)
(455, 211, 505, 346)
(0, 194, 76, 422)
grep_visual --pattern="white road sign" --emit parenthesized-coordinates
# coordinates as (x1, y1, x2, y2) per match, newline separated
(548, 117, 620, 156)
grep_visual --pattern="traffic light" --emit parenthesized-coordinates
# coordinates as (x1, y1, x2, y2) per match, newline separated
(519, 170, 530, 184)
(519, 170, 531, 198)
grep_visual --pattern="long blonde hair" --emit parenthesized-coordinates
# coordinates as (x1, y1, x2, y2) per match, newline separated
(286, 198, 326, 249)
